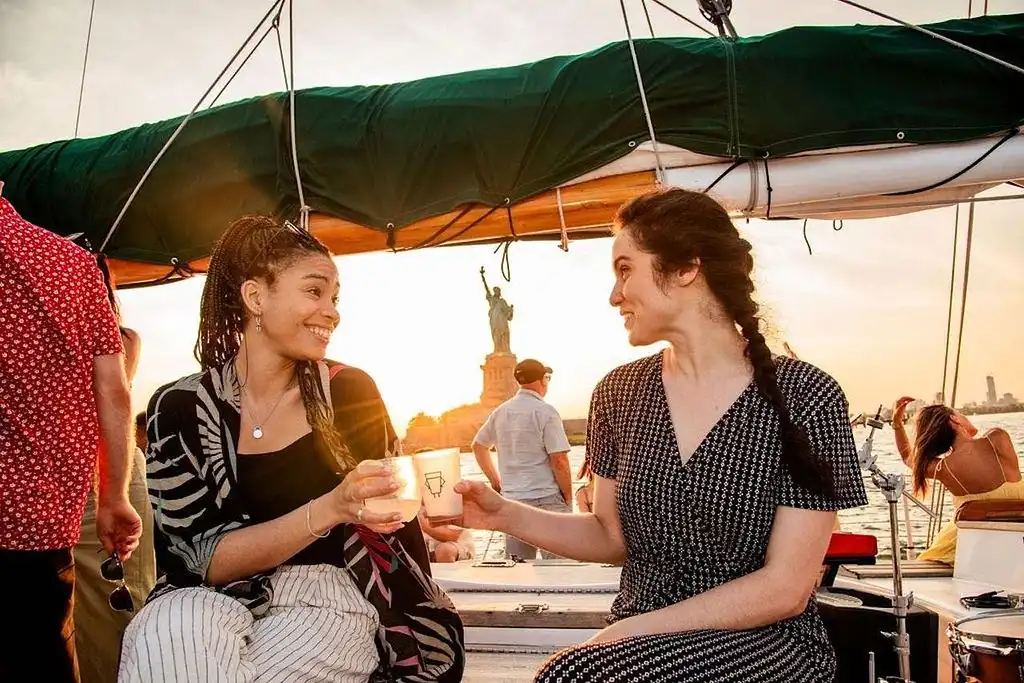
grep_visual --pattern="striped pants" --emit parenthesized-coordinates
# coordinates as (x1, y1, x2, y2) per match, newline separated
(118, 564, 380, 683)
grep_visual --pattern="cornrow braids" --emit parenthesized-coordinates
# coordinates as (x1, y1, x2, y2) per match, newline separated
(196, 216, 354, 469)
(615, 188, 834, 497)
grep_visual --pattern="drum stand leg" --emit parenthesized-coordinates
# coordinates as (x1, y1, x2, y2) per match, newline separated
(870, 464, 915, 683)
(858, 411, 917, 683)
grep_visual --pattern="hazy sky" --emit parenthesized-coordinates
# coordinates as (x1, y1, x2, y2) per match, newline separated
(2, 0, 1022, 433)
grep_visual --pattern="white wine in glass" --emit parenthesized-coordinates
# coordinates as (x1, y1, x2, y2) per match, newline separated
(363, 455, 421, 523)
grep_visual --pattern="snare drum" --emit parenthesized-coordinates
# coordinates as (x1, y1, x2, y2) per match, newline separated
(947, 610, 1024, 682)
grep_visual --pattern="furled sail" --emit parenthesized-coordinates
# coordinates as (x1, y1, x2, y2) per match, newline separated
(1, 13, 1021, 286)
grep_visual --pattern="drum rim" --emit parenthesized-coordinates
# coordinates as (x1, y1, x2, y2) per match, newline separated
(947, 608, 1024, 649)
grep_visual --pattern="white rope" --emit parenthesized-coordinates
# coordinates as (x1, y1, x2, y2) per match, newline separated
(99, 0, 286, 252)
(836, 0, 1024, 77)
(618, 0, 666, 183)
(73, 0, 97, 138)
(555, 186, 569, 252)
(285, 0, 310, 231)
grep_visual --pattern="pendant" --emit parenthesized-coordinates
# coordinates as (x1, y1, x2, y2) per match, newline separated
(252, 426, 264, 440)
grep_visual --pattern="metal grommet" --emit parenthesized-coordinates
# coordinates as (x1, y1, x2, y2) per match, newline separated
(628, 140, 638, 148)
(896, 131, 905, 140)
(170, 257, 179, 266)
(386, 222, 395, 230)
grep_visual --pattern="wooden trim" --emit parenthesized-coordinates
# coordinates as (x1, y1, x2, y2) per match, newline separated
(955, 520, 1024, 532)
(107, 171, 658, 286)
(457, 607, 610, 629)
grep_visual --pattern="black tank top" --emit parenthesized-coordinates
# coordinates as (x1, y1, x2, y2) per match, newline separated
(235, 433, 348, 567)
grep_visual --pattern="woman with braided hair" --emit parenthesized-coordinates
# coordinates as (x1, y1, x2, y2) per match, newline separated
(456, 189, 867, 682)
(118, 216, 464, 682)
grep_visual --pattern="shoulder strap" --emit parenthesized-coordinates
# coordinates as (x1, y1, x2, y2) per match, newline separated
(317, 361, 348, 421)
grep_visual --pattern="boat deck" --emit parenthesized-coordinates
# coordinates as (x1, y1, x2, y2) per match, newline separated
(464, 652, 552, 682)
(437, 559, 1018, 683)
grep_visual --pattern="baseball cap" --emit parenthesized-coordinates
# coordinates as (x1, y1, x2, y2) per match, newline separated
(515, 359, 552, 384)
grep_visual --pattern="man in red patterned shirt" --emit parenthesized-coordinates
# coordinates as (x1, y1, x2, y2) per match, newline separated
(0, 184, 143, 683)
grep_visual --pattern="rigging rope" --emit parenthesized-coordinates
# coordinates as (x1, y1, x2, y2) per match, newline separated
(99, 0, 287, 253)
(618, 0, 666, 183)
(285, 0, 310, 231)
(835, 0, 1024, 77)
(928, 204, 961, 543)
(209, 18, 280, 109)
(641, 0, 656, 37)
(929, 202, 978, 544)
(555, 186, 570, 252)
(948, 202, 976, 428)
(647, 0, 715, 37)
(73, 0, 97, 138)
(940, 205, 961, 406)
(886, 127, 1020, 197)
(273, 15, 290, 90)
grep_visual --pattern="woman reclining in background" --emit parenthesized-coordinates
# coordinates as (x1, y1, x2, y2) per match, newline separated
(893, 396, 1024, 564)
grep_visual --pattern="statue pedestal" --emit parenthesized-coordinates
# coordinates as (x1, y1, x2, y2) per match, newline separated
(480, 352, 518, 408)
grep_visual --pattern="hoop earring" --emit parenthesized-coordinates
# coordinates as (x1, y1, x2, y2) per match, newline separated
(255, 314, 262, 332)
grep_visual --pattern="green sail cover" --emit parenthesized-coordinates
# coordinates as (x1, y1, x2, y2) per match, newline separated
(0, 13, 1022, 267)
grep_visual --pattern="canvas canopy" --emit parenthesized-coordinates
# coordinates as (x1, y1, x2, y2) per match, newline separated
(0, 12, 1022, 286)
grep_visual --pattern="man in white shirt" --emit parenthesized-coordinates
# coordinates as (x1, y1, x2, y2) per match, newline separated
(472, 359, 572, 560)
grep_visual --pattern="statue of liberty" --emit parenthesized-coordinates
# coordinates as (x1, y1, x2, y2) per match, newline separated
(480, 267, 513, 354)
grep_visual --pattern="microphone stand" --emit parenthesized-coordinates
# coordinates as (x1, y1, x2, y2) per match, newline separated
(856, 406, 915, 683)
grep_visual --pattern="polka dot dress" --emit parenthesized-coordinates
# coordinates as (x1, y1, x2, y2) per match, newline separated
(536, 352, 867, 683)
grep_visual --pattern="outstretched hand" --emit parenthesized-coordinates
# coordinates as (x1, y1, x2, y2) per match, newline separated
(453, 480, 509, 532)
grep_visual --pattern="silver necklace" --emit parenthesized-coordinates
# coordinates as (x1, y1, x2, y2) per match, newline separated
(242, 386, 290, 440)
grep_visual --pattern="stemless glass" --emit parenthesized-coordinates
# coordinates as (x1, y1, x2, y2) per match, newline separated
(363, 454, 422, 522)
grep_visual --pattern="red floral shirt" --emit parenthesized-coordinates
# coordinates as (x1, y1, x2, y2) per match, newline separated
(0, 197, 123, 550)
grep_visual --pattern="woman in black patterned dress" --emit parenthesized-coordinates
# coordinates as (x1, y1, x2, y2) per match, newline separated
(456, 188, 867, 682)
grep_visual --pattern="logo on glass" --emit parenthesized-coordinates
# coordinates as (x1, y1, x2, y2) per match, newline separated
(424, 471, 446, 498)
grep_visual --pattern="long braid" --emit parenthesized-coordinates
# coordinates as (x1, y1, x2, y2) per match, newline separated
(616, 188, 834, 497)
(719, 265, 835, 498)
(196, 216, 353, 469)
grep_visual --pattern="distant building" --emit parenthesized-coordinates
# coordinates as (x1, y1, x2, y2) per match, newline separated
(562, 418, 587, 435)
(986, 375, 998, 405)
(934, 392, 945, 405)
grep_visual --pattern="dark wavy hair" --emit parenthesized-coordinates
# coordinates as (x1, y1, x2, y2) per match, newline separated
(95, 253, 122, 326)
(195, 216, 351, 467)
(911, 404, 956, 495)
(614, 188, 834, 497)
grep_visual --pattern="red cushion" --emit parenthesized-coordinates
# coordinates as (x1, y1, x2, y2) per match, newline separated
(825, 532, 878, 561)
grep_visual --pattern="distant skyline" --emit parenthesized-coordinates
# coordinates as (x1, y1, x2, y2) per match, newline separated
(2, 0, 1023, 433)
